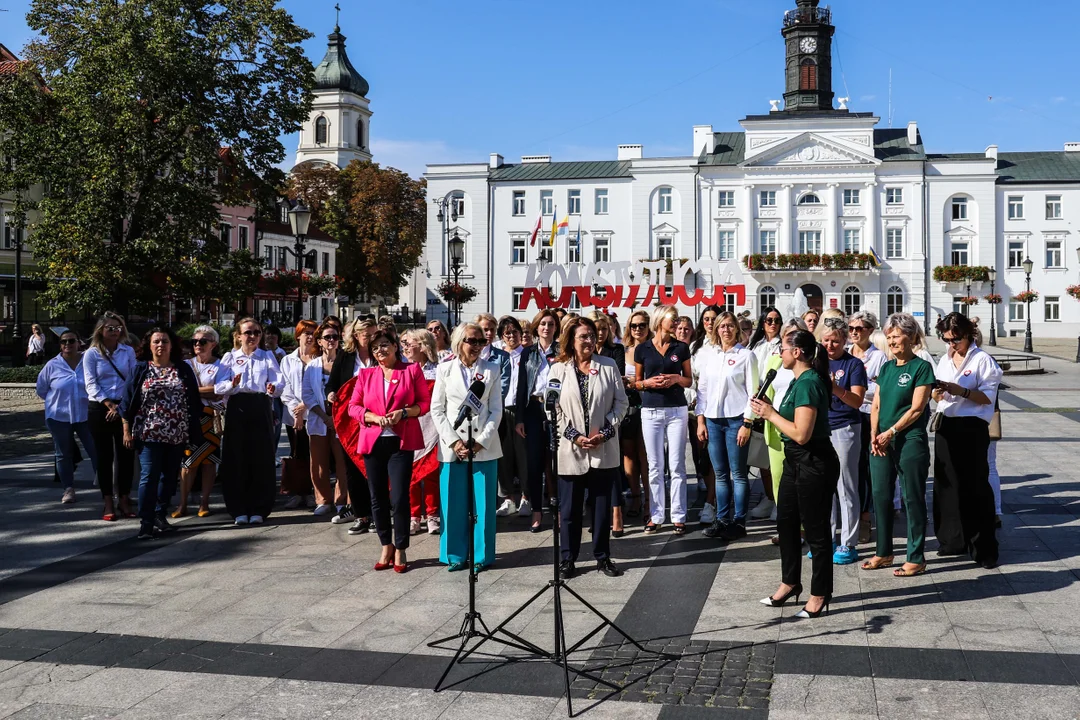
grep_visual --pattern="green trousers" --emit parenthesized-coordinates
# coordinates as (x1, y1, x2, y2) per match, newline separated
(869, 430, 930, 565)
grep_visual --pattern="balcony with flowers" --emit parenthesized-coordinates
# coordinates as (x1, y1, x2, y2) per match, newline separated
(742, 253, 878, 276)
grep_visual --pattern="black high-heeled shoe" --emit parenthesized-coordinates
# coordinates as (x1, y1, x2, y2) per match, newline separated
(795, 596, 831, 618)
(759, 583, 802, 607)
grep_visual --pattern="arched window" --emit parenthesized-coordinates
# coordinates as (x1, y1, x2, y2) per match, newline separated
(798, 193, 821, 205)
(843, 285, 862, 316)
(315, 116, 328, 144)
(886, 285, 904, 316)
(356, 119, 365, 149)
(759, 285, 777, 310)
(800, 59, 818, 91)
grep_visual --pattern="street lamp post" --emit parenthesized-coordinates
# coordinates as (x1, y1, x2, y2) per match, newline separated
(447, 230, 465, 328)
(1022, 256, 1034, 354)
(11, 217, 24, 367)
(987, 267, 997, 346)
(287, 203, 313, 324)
(433, 196, 459, 326)
(1075, 247, 1080, 364)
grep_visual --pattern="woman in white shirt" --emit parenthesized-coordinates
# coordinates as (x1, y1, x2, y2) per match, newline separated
(174, 325, 234, 518)
(495, 316, 531, 525)
(696, 312, 758, 540)
(280, 320, 319, 509)
(303, 321, 349, 516)
(27, 324, 46, 365)
(219, 317, 283, 525)
(37, 330, 98, 507)
(932, 312, 1002, 569)
(83, 312, 137, 518)
(749, 307, 784, 381)
(847, 311, 886, 543)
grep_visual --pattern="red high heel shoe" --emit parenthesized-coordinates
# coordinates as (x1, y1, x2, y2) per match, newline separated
(373, 561, 394, 571)
(393, 563, 408, 574)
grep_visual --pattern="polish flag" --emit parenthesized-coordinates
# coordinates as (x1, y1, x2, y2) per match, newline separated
(528, 212, 543, 247)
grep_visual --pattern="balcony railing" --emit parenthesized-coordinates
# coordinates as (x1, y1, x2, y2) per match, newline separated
(744, 253, 876, 271)
(783, 6, 831, 27)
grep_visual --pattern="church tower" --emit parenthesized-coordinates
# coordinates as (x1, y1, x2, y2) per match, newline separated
(780, 0, 837, 112)
(294, 11, 372, 169)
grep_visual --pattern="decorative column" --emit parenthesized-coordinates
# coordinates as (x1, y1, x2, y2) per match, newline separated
(827, 183, 841, 254)
(744, 184, 756, 253)
(865, 181, 879, 256)
(781, 184, 794, 254)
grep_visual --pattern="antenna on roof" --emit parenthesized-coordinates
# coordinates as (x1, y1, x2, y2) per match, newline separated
(888, 68, 893, 128)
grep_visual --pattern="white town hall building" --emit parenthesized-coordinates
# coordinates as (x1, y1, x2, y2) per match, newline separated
(421, 0, 1080, 340)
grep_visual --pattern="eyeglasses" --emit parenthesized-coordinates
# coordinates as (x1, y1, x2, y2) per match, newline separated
(764, 317, 781, 325)
(848, 325, 870, 332)
(940, 335, 965, 345)
(780, 345, 793, 355)
(629, 322, 648, 331)
(372, 342, 395, 351)
(822, 318, 846, 330)
(60, 338, 78, 345)
(192, 338, 213, 346)
(321, 334, 340, 342)
(577, 334, 596, 343)
(104, 325, 123, 332)
(463, 337, 486, 347)
(242, 330, 262, 337)
(427, 326, 443, 334)
(502, 330, 521, 338)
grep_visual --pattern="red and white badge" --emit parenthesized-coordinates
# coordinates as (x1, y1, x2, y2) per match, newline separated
(963, 369, 972, 376)
(728, 358, 736, 366)
(391, 377, 399, 384)
(474, 373, 484, 382)
(236, 358, 246, 366)
(835, 369, 845, 380)
(669, 355, 679, 362)
(589, 368, 599, 376)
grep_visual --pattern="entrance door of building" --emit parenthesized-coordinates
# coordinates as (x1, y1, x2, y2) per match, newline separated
(800, 283, 823, 311)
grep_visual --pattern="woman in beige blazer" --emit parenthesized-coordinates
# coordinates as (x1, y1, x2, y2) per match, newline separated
(549, 316, 629, 579)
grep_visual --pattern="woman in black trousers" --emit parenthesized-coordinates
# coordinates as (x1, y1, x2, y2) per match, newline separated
(751, 330, 839, 618)
(932, 313, 1002, 569)
(514, 309, 561, 531)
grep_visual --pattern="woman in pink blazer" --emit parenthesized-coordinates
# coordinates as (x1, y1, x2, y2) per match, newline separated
(348, 328, 432, 573)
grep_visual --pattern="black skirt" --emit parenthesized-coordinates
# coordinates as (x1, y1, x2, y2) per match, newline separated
(220, 393, 277, 519)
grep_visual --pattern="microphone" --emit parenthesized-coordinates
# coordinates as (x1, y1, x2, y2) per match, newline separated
(544, 378, 562, 414)
(453, 379, 486, 430)
(754, 369, 777, 402)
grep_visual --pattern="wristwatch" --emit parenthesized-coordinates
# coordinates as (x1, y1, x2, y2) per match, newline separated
(742, 420, 753, 429)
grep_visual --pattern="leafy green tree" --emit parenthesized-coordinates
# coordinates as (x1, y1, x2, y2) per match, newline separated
(289, 160, 426, 304)
(0, 0, 314, 316)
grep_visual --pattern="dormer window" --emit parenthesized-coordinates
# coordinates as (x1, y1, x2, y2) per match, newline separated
(798, 193, 821, 205)
(315, 117, 328, 144)
(799, 59, 817, 91)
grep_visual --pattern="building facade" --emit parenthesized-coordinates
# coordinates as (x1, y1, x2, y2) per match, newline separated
(422, 0, 1080, 340)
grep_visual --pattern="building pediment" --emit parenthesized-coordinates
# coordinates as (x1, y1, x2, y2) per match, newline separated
(740, 133, 878, 168)
(945, 226, 977, 237)
(651, 222, 679, 234)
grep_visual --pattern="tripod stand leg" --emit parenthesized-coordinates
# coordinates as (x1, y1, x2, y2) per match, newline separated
(560, 584, 663, 655)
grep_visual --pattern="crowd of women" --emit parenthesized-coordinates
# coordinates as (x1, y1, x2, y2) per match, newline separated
(36, 302, 1003, 604)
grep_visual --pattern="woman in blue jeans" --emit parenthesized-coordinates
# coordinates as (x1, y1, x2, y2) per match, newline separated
(695, 312, 758, 541)
(121, 327, 204, 540)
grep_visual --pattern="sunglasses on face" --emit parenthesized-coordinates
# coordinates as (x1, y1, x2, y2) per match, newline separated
(193, 338, 213, 346)
(372, 342, 395, 351)
(321, 334, 340, 342)
(104, 325, 123, 332)
(848, 325, 869, 332)
(427, 326, 443, 333)
(60, 338, 78, 345)
(629, 322, 647, 331)
(764, 317, 781, 325)
(242, 330, 262, 337)
(940, 336, 964, 345)
(823, 318, 846, 330)
(463, 337, 485, 347)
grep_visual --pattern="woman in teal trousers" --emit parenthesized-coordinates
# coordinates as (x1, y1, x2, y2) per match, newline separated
(430, 322, 504, 571)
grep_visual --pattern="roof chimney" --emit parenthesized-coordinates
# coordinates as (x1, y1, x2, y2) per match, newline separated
(618, 144, 642, 161)
(906, 121, 918, 146)
(985, 145, 998, 161)
(693, 126, 715, 156)
(489, 153, 503, 169)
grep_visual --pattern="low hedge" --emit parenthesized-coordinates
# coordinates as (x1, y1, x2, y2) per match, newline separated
(0, 365, 43, 383)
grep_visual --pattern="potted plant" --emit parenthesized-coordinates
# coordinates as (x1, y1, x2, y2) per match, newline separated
(983, 293, 1002, 304)
(958, 296, 979, 306)
(436, 280, 478, 306)
(1067, 285, 1080, 301)
(1013, 290, 1039, 304)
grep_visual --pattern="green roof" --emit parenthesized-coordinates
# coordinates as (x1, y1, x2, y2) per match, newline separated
(926, 153, 988, 161)
(490, 160, 632, 182)
(996, 152, 1080, 183)
(699, 132, 746, 165)
(873, 129, 925, 162)
(314, 27, 369, 97)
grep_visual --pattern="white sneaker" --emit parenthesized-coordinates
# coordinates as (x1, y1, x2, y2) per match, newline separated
(517, 498, 533, 517)
(313, 504, 334, 516)
(409, 517, 422, 535)
(234, 515, 249, 526)
(750, 496, 775, 519)
(427, 516, 441, 535)
(249, 515, 264, 525)
(495, 499, 517, 517)
(331, 505, 355, 524)
(699, 502, 716, 525)
(284, 495, 304, 510)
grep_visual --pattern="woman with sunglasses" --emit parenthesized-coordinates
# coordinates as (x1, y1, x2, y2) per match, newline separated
(847, 311, 886, 544)
(304, 321, 350, 516)
(173, 326, 235, 518)
(37, 330, 99, 508)
(280, 320, 319, 509)
(747, 308, 784, 520)
(684, 310, 717, 524)
(426, 320, 453, 361)
(513, 309, 561, 531)
(493, 315, 531, 525)
(400, 329, 441, 535)
(588, 311, 627, 535)
(219, 318, 283, 526)
(84, 312, 137, 517)
(620, 309, 652, 520)
(931, 312, 1001, 569)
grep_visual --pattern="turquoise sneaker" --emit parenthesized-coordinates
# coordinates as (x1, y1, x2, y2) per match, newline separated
(833, 545, 859, 565)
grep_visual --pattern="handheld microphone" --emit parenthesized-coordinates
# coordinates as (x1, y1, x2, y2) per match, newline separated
(453, 379, 486, 430)
(544, 378, 562, 414)
(754, 369, 777, 402)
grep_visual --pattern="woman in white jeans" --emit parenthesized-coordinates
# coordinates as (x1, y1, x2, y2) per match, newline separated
(632, 305, 693, 535)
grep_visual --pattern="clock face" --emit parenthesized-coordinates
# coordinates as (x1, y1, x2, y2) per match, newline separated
(800, 37, 817, 53)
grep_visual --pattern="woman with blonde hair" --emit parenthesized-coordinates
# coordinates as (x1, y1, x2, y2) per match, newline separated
(801, 309, 821, 337)
(589, 311, 627, 535)
(304, 320, 350, 516)
(400, 329, 441, 534)
(814, 308, 845, 341)
(425, 320, 453, 360)
(280, 319, 319, 509)
(633, 305, 693, 534)
(620, 309, 651, 520)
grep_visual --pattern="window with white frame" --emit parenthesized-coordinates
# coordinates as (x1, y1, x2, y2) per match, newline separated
(512, 287, 525, 312)
(1046, 239, 1063, 268)
(951, 197, 968, 220)
(567, 234, 581, 264)
(278, 247, 288, 269)
(512, 191, 525, 216)
(1008, 241, 1025, 268)
(594, 236, 610, 263)
(798, 193, 821, 205)
(658, 187, 673, 214)
(1008, 196, 1024, 219)
(453, 195, 465, 217)
(886, 228, 904, 258)
(759, 285, 777, 309)
(1046, 195, 1062, 219)
(568, 291, 581, 310)
(886, 285, 904, 316)
(718, 191, 735, 208)
(760, 190, 776, 207)
(539, 233, 553, 263)
(886, 188, 903, 205)
(263, 245, 273, 267)
(843, 229, 860, 254)
(595, 188, 608, 214)
(568, 189, 581, 215)
(798, 230, 822, 255)
(843, 189, 860, 206)
(951, 240, 969, 266)
(843, 285, 862, 315)
(717, 230, 735, 260)
(1009, 299, 1025, 322)
(1045, 296, 1060, 321)
(238, 225, 249, 250)
(657, 235, 673, 260)
(511, 237, 527, 264)
(540, 190, 553, 215)
(759, 229, 777, 255)
(719, 292, 739, 314)
(219, 223, 231, 246)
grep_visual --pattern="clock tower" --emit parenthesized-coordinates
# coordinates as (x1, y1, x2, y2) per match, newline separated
(781, 0, 837, 112)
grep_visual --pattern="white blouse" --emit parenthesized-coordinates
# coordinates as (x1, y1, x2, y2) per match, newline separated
(695, 344, 758, 420)
(934, 344, 1002, 425)
(36, 355, 90, 423)
(220, 348, 283, 396)
(853, 344, 887, 415)
(83, 343, 136, 403)
(186, 358, 235, 408)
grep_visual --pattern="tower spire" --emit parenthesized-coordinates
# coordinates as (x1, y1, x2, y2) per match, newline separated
(334, 3, 340, 32)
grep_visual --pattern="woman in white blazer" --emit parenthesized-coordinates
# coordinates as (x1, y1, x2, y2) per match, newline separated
(279, 320, 318, 509)
(301, 321, 349, 515)
(549, 317, 629, 579)
(431, 322, 504, 571)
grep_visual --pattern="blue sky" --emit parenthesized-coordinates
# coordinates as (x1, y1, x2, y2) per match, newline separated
(4, 0, 1080, 177)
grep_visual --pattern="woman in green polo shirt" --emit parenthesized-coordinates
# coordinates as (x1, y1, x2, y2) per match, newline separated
(750, 329, 839, 619)
(862, 312, 935, 577)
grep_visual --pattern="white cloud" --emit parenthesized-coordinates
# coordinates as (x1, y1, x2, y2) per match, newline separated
(371, 138, 477, 178)
(1051, 96, 1067, 105)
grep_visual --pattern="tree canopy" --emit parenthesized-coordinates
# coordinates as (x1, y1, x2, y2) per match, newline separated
(0, 0, 314, 315)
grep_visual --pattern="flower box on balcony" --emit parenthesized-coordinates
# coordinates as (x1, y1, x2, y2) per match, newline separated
(932, 265, 990, 284)
(743, 253, 875, 272)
